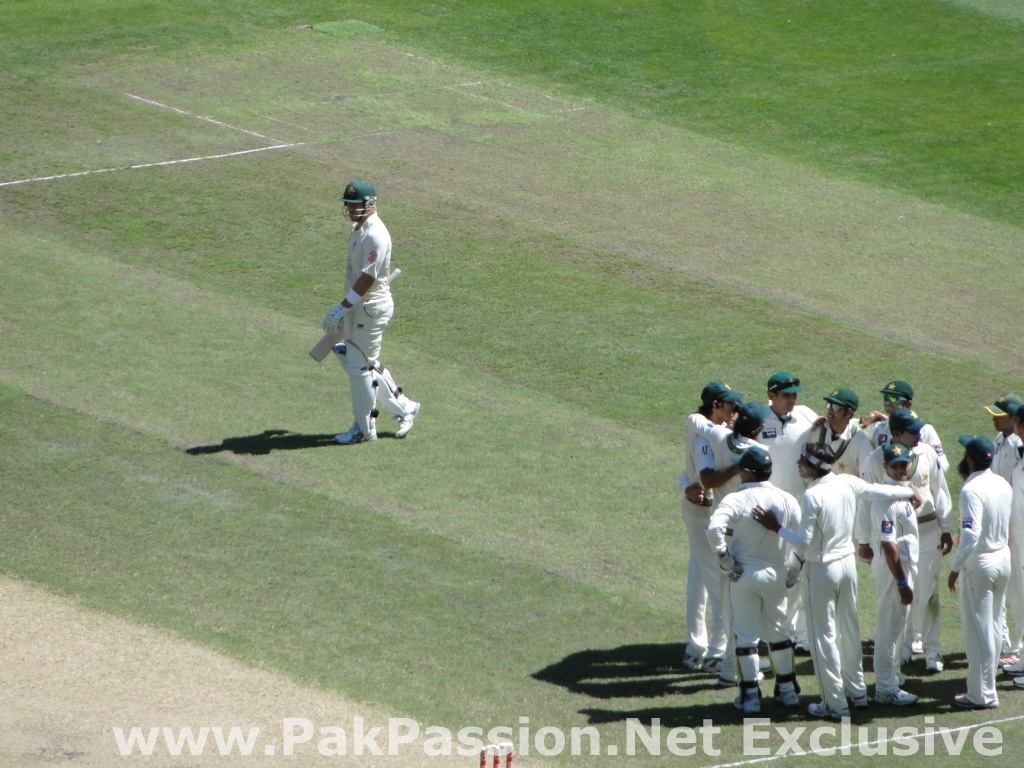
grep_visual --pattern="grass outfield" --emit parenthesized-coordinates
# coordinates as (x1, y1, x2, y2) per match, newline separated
(2, 2, 1024, 766)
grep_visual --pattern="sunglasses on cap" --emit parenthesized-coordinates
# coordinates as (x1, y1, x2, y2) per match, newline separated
(825, 402, 848, 412)
(883, 394, 908, 405)
(771, 378, 800, 391)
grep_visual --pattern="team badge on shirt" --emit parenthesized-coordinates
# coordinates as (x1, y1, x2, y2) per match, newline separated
(881, 521, 894, 534)
(962, 518, 974, 530)
(878, 435, 889, 445)
(762, 428, 777, 439)
(368, 251, 377, 263)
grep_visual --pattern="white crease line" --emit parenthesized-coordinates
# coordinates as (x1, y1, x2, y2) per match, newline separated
(123, 93, 285, 143)
(0, 144, 304, 188)
(445, 86, 519, 112)
(700, 713, 1024, 768)
(450, 81, 583, 113)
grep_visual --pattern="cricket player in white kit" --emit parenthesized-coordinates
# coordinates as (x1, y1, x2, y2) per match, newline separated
(754, 442, 917, 720)
(861, 380, 949, 472)
(866, 443, 921, 706)
(1003, 405, 1024, 675)
(803, 388, 865, 477)
(323, 181, 420, 444)
(759, 372, 818, 653)
(948, 435, 1012, 709)
(707, 445, 802, 714)
(690, 401, 771, 685)
(983, 394, 1022, 663)
(858, 408, 952, 672)
(680, 381, 744, 672)
(987, 394, 1023, 482)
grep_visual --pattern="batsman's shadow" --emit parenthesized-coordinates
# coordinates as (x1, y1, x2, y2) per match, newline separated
(186, 429, 339, 456)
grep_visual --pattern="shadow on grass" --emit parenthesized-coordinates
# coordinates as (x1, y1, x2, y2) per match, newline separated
(185, 429, 340, 455)
(533, 642, 687, 700)
(535, 643, 982, 727)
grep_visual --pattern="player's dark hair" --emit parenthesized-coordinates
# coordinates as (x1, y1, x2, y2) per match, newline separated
(803, 443, 834, 478)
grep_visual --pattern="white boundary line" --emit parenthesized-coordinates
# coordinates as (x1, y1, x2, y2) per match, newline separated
(700, 712, 1024, 768)
(0, 144, 304, 188)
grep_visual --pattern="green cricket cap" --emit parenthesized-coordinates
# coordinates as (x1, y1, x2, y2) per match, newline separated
(823, 388, 859, 411)
(767, 372, 803, 394)
(983, 393, 1023, 417)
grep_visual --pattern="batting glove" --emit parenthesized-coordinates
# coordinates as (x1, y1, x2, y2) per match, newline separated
(322, 303, 345, 334)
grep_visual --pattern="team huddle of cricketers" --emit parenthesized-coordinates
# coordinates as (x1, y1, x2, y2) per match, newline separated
(679, 373, 1024, 718)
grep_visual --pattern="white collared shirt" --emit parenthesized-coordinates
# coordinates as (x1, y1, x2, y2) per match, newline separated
(992, 432, 1023, 483)
(707, 481, 801, 571)
(783, 473, 913, 564)
(951, 469, 1012, 572)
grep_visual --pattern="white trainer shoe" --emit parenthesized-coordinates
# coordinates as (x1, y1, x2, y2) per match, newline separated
(775, 682, 799, 707)
(734, 689, 762, 714)
(850, 693, 870, 709)
(925, 655, 944, 673)
(875, 689, 918, 706)
(395, 401, 420, 438)
(335, 422, 377, 445)
(1002, 659, 1024, 674)
(701, 657, 723, 674)
(808, 701, 849, 721)
(681, 651, 703, 671)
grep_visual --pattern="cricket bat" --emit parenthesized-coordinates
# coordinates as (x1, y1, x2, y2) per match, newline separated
(309, 269, 401, 361)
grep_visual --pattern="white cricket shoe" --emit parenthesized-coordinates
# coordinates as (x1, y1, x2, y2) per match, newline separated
(875, 689, 918, 706)
(681, 651, 703, 671)
(1002, 659, 1024, 674)
(734, 689, 761, 714)
(701, 657, 723, 674)
(808, 701, 849, 721)
(911, 637, 924, 655)
(395, 401, 420, 438)
(775, 682, 799, 707)
(850, 693, 869, 709)
(925, 655, 944, 673)
(335, 422, 377, 445)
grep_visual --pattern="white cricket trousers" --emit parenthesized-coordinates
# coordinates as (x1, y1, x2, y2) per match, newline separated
(1005, 514, 1024, 655)
(681, 502, 728, 660)
(872, 557, 915, 695)
(729, 566, 792, 684)
(960, 549, 1011, 707)
(730, 566, 789, 647)
(805, 554, 866, 714)
(905, 522, 942, 659)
